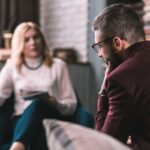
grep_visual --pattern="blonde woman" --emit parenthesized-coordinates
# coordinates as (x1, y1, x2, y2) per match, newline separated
(0, 22, 77, 150)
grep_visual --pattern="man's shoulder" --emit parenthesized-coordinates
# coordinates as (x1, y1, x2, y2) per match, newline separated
(109, 62, 130, 78)
(107, 60, 137, 86)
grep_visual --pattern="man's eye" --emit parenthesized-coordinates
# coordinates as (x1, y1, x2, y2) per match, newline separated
(97, 44, 102, 48)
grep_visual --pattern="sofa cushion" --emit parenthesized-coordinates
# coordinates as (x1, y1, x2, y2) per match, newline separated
(43, 119, 131, 150)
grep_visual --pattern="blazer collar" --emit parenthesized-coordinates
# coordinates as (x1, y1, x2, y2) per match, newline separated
(123, 41, 150, 60)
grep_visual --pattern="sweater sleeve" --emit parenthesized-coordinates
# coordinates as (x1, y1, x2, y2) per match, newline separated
(0, 60, 13, 106)
(55, 60, 77, 115)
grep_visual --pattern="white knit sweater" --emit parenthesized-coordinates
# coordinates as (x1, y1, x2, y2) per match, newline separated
(0, 58, 77, 116)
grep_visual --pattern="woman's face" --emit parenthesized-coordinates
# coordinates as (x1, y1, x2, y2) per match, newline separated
(23, 28, 43, 58)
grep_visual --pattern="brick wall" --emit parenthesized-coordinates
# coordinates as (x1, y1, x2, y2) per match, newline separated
(39, 0, 89, 62)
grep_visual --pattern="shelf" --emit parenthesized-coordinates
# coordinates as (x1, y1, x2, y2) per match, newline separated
(0, 49, 11, 61)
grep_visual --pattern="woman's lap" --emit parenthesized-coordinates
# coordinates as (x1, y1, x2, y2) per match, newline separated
(0, 99, 72, 149)
(13, 99, 65, 148)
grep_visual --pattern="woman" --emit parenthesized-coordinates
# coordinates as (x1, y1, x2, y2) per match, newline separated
(0, 22, 77, 150)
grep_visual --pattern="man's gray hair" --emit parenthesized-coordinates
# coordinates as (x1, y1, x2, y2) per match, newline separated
(92, 4, 145, 44)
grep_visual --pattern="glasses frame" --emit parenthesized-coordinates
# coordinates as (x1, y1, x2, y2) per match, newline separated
(92, 37, 115, 53)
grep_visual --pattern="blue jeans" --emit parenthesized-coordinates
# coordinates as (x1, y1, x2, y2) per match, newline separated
(13, 99, 67, 149)
(1, 98, 94, 149)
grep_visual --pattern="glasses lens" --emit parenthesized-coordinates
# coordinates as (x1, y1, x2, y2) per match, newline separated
(94, 44, 100, 53)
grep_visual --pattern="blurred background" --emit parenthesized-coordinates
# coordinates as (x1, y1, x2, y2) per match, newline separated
(0, 0, 149, 115)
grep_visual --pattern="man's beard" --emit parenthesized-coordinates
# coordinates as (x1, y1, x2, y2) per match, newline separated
(107, 48, 123, 69)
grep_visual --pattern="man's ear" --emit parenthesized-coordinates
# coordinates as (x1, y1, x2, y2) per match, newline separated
(112, 37, 123, 51)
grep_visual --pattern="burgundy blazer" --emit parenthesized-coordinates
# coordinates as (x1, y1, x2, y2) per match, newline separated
(96, 41, 150, 150)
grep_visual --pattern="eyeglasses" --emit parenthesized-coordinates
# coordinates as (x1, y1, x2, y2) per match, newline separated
(92, 37, 114, 53)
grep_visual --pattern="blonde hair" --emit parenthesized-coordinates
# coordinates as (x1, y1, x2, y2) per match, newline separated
(11, 22, 53, 73)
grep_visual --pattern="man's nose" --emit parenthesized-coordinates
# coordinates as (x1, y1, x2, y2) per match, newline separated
(97, 49, 102, 57)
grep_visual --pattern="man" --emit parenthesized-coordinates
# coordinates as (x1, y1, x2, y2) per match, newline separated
(92, 4, 150, 150)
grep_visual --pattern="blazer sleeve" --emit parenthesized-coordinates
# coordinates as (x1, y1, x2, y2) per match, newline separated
(95, 90, 109, 130)
(98, 78, 135, 143)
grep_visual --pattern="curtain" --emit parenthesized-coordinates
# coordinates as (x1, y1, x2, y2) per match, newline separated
(0, 0, 39, 47)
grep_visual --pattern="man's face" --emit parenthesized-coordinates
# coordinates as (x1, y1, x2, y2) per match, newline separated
(94, 31, 122, 68)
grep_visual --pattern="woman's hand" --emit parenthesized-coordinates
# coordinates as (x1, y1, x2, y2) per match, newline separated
(39, 94, 58, 107)
(48, 96, 58, 107)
